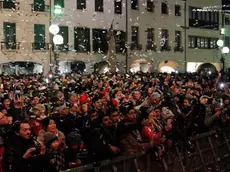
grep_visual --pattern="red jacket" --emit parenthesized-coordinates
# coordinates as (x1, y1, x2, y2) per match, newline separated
(0, 146, 4, 172)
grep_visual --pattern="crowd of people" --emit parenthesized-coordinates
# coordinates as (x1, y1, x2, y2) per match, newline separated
(0, 71, 229, 172)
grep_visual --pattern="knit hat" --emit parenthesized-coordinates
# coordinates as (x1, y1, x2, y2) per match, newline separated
(44, 132, 58, 146)
(67, 132, 82, 147)
(79, 93, 88, 103)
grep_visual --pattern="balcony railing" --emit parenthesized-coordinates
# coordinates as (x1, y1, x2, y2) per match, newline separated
(130, 44, 142, 51)
(32, 43, 50, 51)
(0, 1, 20, 10)
(0, 42, 20, 50)
(160, 45, 171, 52)
(30, 4, 50, 12)
(146, 44, 157, 52)
(174, 46, 184, 53)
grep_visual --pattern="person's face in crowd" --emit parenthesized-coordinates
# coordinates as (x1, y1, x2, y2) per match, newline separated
(0, 112, 12, 125)
(70, 96, 78, 105)
(110, 111, 120, 123)
(61, 107, 69, 115)
(90, 112, 98, 121)
(155, 109, 161, 119)
(149, 110, 157, 119)
(16, 123, 31, 140)
(148, 88, 153, 95)
(183, 99, 189, 107)
(102, 116, 112, 128)
(133, 91, 141, 100)
(47, 120, 57, 133)
(224, 98, 230, 105)
(3, 99, 11, 109)
(81, 103, 88, 113)
(1, 109, 7, 115)
(125, 109, 137, 123)
(202, 97, 209, 104)
(33, 97, 39, 105)
(94, 100, 102, 110)
(50, 140, 60, 150)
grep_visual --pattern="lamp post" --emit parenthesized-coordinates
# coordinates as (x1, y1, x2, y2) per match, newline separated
(49, 24, 63, 74)
(217, 39, 229, 72)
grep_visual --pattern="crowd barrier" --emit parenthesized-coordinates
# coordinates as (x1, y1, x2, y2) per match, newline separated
(62, 127, 230, 172)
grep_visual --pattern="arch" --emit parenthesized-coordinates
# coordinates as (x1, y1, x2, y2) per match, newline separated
(197, 63, 217, 73)
(158, 60, 179, 73)
(94, 61, 109, 73)
(1, 61, 43, 75)
(130, 59, 154, 73)
(59, 61, 86, 74)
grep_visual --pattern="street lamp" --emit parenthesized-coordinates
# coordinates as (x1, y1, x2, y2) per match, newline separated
(217, 40, 224, 47)
(49, 24, 63, 74)
(217, 39, 229, 72)
(53, 35, 64, 45)
(49, 24, 60, 35)
(222, 47, 230, 54)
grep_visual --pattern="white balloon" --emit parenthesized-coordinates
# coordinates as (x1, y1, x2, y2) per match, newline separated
(53, 35, 64, 45)
(49, 24, 60, 35)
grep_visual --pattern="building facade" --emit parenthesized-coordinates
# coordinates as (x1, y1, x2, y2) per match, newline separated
(0, 0, 223, 74)
(0, 0, 51, 74)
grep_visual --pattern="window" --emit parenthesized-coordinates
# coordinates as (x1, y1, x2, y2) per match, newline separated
(95, 0, 103, 12)
(161, 29, 168, 48)
(3, 22, 16, 49)
(210, 38, 217, 49)
(225, 36, 230, 47)
(196, 37, 201, 48)
(204, 38, 209, 48)
(188, 37, 195, 48)
(189, 6, 219, 30)
(175, 5, 181, 16)
(74, 27, 90, 52)
(225, 17, 230, 25)
(189, 36, 218, 49)
(161, 3, 168, 14)
(59, 26, 69, 51)
(131, 0, 138, 10)
(131, 26, 139, 49)
(54, 0, 64, 8)
(114, 30, 126, 53)
(200, 37, 204, 48)
(175, 31, 181, 48)
(147, 0, 154, 12)
(77, 0, 86, 9)
(34, 0, 45, 11)
(34, 24, 45, 50)
(114, 0, 122, 14)
(146, 28, 154, 50)
(92, 29, 108, 53)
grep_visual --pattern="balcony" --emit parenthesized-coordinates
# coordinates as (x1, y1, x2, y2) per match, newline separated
(146, 44, 157, 52)
(32, 43, 50, 51)
(130, 44, 142, 51)
(160, 45, 171, 52)
(0, 42, 20, 51)
(174, 46, 184, 53)
(30, 4, 50, 12)
(0, 1, 20, 10)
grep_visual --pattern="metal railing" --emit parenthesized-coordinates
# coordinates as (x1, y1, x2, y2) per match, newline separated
(32, 43, 50, 51)
(0, 1, 20, 10)
(62, 127, 230, 172)
(0, 42, 20, 50)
